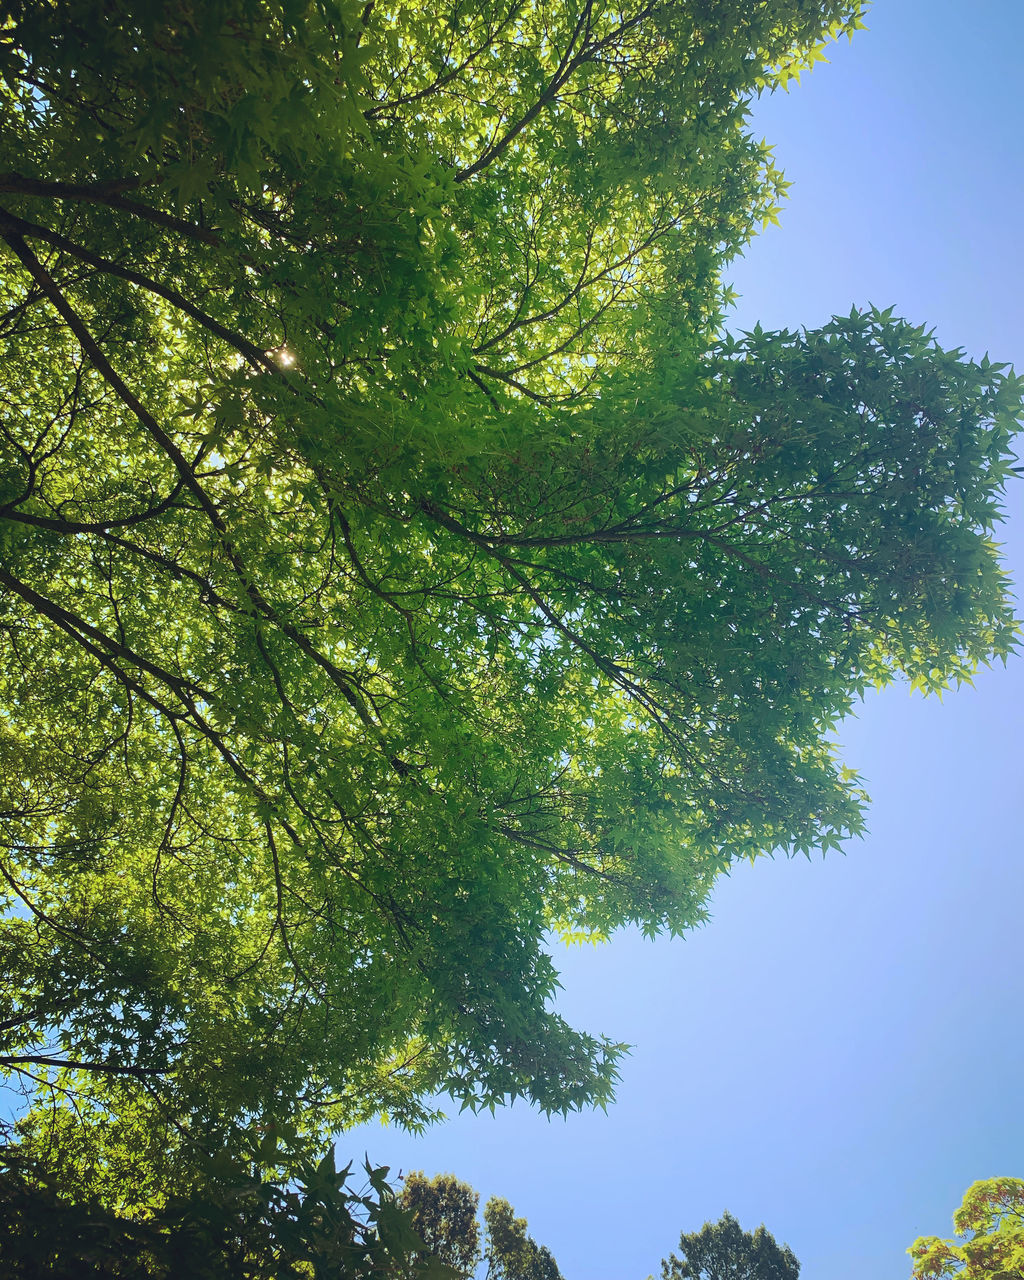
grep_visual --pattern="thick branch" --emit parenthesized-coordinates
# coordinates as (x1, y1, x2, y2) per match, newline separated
(0, 1054, 162, 1079)
(0, 204, 276, 373)
(0, 170, 219, 244)
(1, 231, 376, 724)
(0, 565, 213, 705)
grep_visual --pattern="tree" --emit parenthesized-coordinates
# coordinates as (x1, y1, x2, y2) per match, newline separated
(401, 1172, 481, 1280)
(400, 1171, 562, 1280)
(484, 1196, 563, 1280)
(1, 0, 1020, 1195)
(661, 1211, 800, 1280)
(908, 1178, 1024, 1279)
(0, 1146, 439, 1280)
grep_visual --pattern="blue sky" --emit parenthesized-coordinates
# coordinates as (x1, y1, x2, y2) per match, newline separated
(341, 3, 1024, 1277)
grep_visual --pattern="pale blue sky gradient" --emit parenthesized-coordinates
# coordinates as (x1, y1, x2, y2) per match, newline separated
(341, 4, 1024, 1277)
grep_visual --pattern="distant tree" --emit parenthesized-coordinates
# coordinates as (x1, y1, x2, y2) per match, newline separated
(484, 1196, 563, 1280)
(398, 1173, 562, 1280)
(401, 1172, 482, 1280)
(908, 1178, 1024, 1279)
(661, 1211, 800, 1280)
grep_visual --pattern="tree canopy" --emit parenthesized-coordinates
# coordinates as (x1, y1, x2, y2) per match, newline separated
(400, 1172, 481, 1280)
(0, 1146, 436, 1280)
(400, 1171, 562, 1280)
(1, 0, 1020, 1194)
(661, 1211, 800, 1280)
(909, 1178, 1024, 1280)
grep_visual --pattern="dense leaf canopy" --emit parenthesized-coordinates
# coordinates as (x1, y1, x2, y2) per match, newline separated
(661, 1211, 800, 1280)
(0, 1147, 433, 1279)
(909, 1178, 1024, 1280)
(0, 0, 1019, 1194)
(400, 1173, 482, 1280)
(400, 1170, 562, 1280)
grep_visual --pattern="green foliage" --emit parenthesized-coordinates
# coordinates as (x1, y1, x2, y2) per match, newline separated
(484, 1196, 563, 1280)
(0, 1146, 437, 1279)
(399, 1171, 562, 1280)
(908, 1178, 1024, 1279)
(661, 1211, 800, 1280)
(401, 1172, 481, 1280)
(0, 0, 1020, 1197)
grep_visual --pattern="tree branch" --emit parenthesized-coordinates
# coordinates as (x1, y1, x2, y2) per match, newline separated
(0, 170, 220, 244)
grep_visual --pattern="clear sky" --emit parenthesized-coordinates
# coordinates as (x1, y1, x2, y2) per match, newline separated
(342, 3, 1024, 1277)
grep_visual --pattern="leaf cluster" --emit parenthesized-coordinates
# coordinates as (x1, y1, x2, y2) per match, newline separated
(909, 1178, 1024, 1280)
(399, 1171, 562, 1280)
(661, 1210, 799, 1280)
(0, 1145, 441, 1280)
